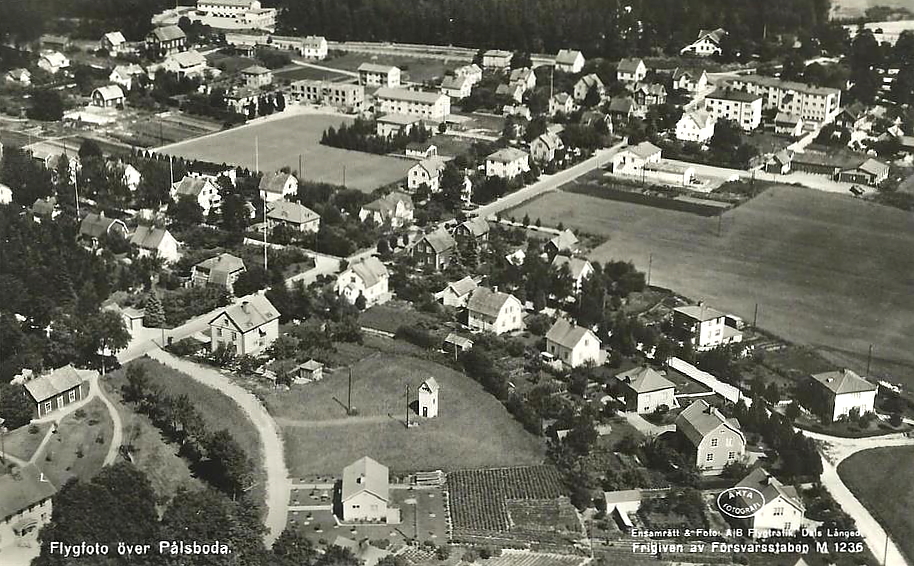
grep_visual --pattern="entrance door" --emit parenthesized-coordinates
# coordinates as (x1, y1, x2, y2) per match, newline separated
(422, 406, 427, 417)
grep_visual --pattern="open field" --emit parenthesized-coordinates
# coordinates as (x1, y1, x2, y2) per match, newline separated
(2, 422, 52, 462)
(838, 446, 914, 565)
(100, 372, 202, 503)
(158, 113, 411, 192)
(831, 0, 913, 19)
(323, 52, 456, 83)
(273, 65, 353, 82)
(507, 186, 914, 387)
(264, 353, 545, 476)
(34, 399, 113, 488)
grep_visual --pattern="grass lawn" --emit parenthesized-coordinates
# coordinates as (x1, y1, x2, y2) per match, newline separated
(265, 353, 545, 477)
(323, 52, 456, 83)
(159, 113, 411, 192)
(2, 422, 52, 462)
(274, 65, 354, 82)
(359, 302, 443, 335)
(100, 373, 202, 504)
(206, 52, 257, 73)
(35, 399, 113, 488)
(115, 358, 266, 510)
(428, 134, 475, 158)
(838, 446, 914, 565)
(507, 186, 914, 388)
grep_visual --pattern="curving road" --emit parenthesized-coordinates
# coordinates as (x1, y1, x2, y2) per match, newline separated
(147, 349, 290, 546)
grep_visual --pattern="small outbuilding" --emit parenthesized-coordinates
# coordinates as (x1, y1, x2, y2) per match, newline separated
(417, 377, 439, 418)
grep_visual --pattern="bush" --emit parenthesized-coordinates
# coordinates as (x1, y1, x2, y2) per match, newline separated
(462, 549, 478, 563)
(29, 424, 40, 434)
(394, 325, 437, 349)
(74, 409, 87, 420)
(889, 413, 903, 427)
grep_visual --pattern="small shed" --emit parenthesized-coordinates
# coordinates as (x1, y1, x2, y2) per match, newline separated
(417, 377, 439, 418)
(295, 360, 324, 384)
(444, 332, 474, 353)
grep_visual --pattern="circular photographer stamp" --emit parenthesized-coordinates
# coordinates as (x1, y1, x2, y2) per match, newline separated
(716, 486, 766, 518)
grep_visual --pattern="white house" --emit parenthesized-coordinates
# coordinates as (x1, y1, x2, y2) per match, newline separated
(6, 68, 32, 86)
(544, 318, 601, 368)
(192, 253, 245, 294)
(616, 58, 646, 83)
(675, 110, 717, 143)
(550, 255, 593, 293)
(614, 366, 676, 414)
(555, 49, 585, 73)
(467, 287, 523, 335)
(611, 141, 662, 174)
(162, 49, 208, 79)
(808, 369, 877, 422)
(336, 256, 390, 307)
(531, 132, 564, 164)
(259, 171, 298, 202)
(342, 456, 390, 522)
(731, 468, 806, 538)
(0, 463, 56, 550)
(408, 156, 447, 193)
(509, 67, 536, 92)
(545, 229, 579, 256)
(301, 35, 328, 59)
(454, 63, 483, 85)
(191, 0, 277, 31)
(100, 31, 127, 54)
(171, 175, 222, 216)
(359, 192, 414, 228)
(417, 377, 439, 418)
(0, 183, 13, 205)
(375, 114, 423, 138)
(549, 92, 577, 116)
(482, 50, 513, 70)
(672, 304, 743, 350)
(109, 64, 146, 91)
(208, 295, 280, 356)
(267, 200, 320, 233)
(774, 112, 804, 137)
(704, 88, 762, 131)
(440, 75, 472, 99)
(129, 225, 181, 263)
(680, 28, 727, 57)
(241, 64, 273, 88)
(671, 68, 709, 94)
(358, 63, 401, 88)
(486, 148, 530, 179)
(435, 276, 478, 307)
(90, 85, 126, 108)
(574, 74, 605, 102)
(374, 88, 450, 122)
(38, 51, 70, 74)
(496, 82, 525, 103)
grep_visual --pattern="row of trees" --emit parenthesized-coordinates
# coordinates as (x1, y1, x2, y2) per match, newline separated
(320, 118, 431, 155)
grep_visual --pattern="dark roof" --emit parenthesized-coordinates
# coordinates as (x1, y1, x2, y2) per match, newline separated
(706, 88, 762, 103)
(0, 464, 57, 522)
(735, 467, 805, 513)
(130, 225, 172, 250)
(242, 64, 271, 75)
(173, 175, 217, 197)
(674, 304, 727, 322)
(195, 253, 245, 286)
(362, 191, 413, 216)
(548, 229, 579, 252)
(617, 58, 645, 73)
(23, 365, 83, 402)
(608, 97, 635, 113)
(259, 172, 296, 194)
(419, 228, 456, 253)
(458, 217, 490, 238)
(149, 25, 186, 42)
(79, 213, 125, 239)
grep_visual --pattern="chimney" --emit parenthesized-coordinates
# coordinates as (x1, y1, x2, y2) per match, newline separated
(241, 301, 250, 314)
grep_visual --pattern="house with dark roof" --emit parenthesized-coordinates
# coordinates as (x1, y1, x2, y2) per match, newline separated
(0, 463, 57, 548)
(555, 49, 585, 73)
(23, 365, 87, 418)
(680, 28, 727, 57)
(435, 276, 478, 307)
(453, 217, 490, 246)
(171, 174, 222, 215)
(267, 200, 320, 233)
(545, 229, 580, 256)
(834, 103, 867, 131)
(467, 287, 523, 335)
(259, 171, 298, 202)
(208, 295, 279, 355)
(607, 97, 638, 120)
(413, 228, 456, 270)
(130, 225, 180, 262)
(78, 212, 128, 249)
(192, 253, 246, 294)
(631, 82, 667, 106)
(549, 92, 577, 116)
(342, 456, 391, 522)
(616, 58, 647, 83)
(496, 82, 525, 103)
(838, 158, 889, 186)
(241, 64, 272, 87)
(335, 256, 390, 307)
(418, 377, 439, 418)
(545, 318, 601, 368)
(359, 192, 414, 228)
(614, 366, 676, 414)
(805, 369, 877, 422)
(145, 25, 187, 57)
(729, 467, 806, 537)
(551, 255, 593, 293)
(675, 399, 746, 474)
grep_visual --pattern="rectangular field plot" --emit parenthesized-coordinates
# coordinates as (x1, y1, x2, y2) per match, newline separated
(158, 113, 411, 192)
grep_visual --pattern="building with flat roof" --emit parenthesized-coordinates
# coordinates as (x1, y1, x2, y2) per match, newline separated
(704, 88, 763, 131)
(190, 0, 276, 31)
(290, 79, 364, 112)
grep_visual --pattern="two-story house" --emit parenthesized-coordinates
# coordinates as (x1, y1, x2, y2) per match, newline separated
(192, 253, 246, 294)
(550, 255, 593, 293)
(78, 212, 129, 249)
(611, 141, 662, 174)
(412, 228, 457, 270)
(545, 318, 601, 368)
(549, 92, 577, 116)
(729, 468, 806, 538)
(208, 295, 279, 356)
(342, 456, 390, 522)
(241, 64, 272, 87)
(554, 49, 585, 73)
(509, 67, 536, 92)
(336, 256, 390, 307)
(616, 58, 647, 83)
(805, 369, 877, 422)
(171, 175, 222, 216)
(0, 463, 56, 549)
(573, 73, 605, 102)
(145, 25, 187, 58)
(482, 50, 513, 70)
(435, 276, 478, 307)
(100, 31, 127, 54)
(357, 63, 401, 88)
(680, 28, 727, 57)
(453, 217, 490, 247)
(671, 68, 708, 94)
(454, 63, 483, 85)
(267, 200, 320, 233)
(440, 75, 473, 99)
(531, 132, 565, 164)
(545, 229, 579, 256)
(675, 399, 746, 475)
(676, 110, 717, 143)
(614, 366, 676, 414)
(259, 171, 299, 202)
(672, 303, 743, 350)
(467, 287, 524, 335)
(359, 192, 414, 228)
(485, 148, 530, 179)
(704, 88, 763, 131)
(407, 156, 447, 193)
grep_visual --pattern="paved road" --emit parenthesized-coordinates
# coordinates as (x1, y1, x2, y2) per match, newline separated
(472, 140, 627, 219)
(803, 430, 914, 566)
(147, 349, 291, 546)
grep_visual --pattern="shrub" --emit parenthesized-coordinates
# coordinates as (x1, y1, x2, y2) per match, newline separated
(74, 409, 87, 420)
(462, 549, 478, 563)
(889, 413, 903, 427)
(395, 325, 437, 349)
(28, 424, 40, 434)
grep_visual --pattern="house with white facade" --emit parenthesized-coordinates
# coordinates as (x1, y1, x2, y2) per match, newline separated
(241, 64, 272, 88)
(301, 36, 328, 59)
(38, 51, 70, 74)
(467, 287, 523, 335)
(408, 156, 447, 193)
(342, 457, 390, 523)
(359, 192, 414, 228)
(486, 148, 530, 179)
(192, 253, 246, 293)
(671, 68, 709, 94)
(730, 468, 806, 538)
(171, 175, 222, 216)
(774, 112, 804, 137)
(551, 255, 593, 293)
(190, 0, 276, 31)
(100, 31, 127, 54)
(435, 276, 478, 307)
(806, 369, 877, 423)
(130, 225, 180, 263)
(267, 200, 320, 233)
(704, 88, 763, 131)
(336, 257, 390, 307)
(616, 58, 646, 83)
(611, 141, 662, 174)
(0, 463, 56, 550)
(574, 74, 605, 101)
(509, 67, 536, 92)
(374, 88, 450, 122)
(375, 114, 424, 138)
(555, 49, 585, 73)
(531, 132, 565, 164)
(417, 377, 439, 418)
(454, 63, 483, 85)
(496, 82, 525, 103)
(90, 85, 126, 108)
(440, 75, 473, 99)
(358, 63, 401, 88)
(614, 366, 676, 414)
(162, 49, 208, 79)
(545, 318, 601, 368)
(672, 303, 743, 350)
(259, 171, 298, 202)
(482, 50, 513, 70)
(676, 110, 717, 143)
(549, 92, 577, 116)
(109, 64, 146, 90)
(723, 75, 841, 124)
(680, 28, 727, 57)
(208, 295, 279, 356)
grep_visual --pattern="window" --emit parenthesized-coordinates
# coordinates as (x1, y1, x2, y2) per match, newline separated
(710, 438, 718, 447)
(706, 453, 714, 462)
(44, 401, 53, 414)
(784, 522, 791, 531)
(728, 451, 735, 460)
(69, 390, 76, 403)
(773, 507, 784, 516)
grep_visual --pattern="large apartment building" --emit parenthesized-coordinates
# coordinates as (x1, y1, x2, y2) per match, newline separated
(724, 75, 841, 124)
(290, 79, 364, 112)
(190, 0, 276, 31)
(374, 88, 450, 122)
(704, 88, 763, 131)
(358, 63, 401, 88)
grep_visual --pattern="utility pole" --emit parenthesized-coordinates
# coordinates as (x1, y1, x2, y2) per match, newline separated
(0, 417, 6, 464)
(342, 165, 346, 187)
(298, 153, 303, 178)
(404, 384, 409, 428)
(347, 367, 352, 415)
(866, 344, 874, 376)
(753, 303, 759, 328)
(647, 253, 653, 286)
(256, 137, 268, 271)
(74, 167, 80, 217)
(717, 213, 722, 237)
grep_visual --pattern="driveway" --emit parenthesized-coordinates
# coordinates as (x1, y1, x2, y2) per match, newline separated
(147, 349, 290, 546)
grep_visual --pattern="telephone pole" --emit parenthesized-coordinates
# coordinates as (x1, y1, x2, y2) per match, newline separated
(647, 253, 653, 286)
(753, 303, 759, 328)
(347, 367, 353, 415)
(866, 344, 874, 376)
(404, 384, 409, 427)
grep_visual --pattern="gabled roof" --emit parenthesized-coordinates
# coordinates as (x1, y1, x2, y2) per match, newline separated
(420, 377, 439, 393)
(535, 132, 563, 152)
(419, 228, 456, 253)
(615, 366, 674, 393)
(302, 35, 326, 48)
(487, 147, 528, 164)
(195, 253, 245, 285)
(496, 83, 523, 96)
(23, 365, 83, 403)
(173, 175, 217, 197)
(457, 217, 490, 238)
(695, 28, 726, 44)
(40, 51, 68, 67)
(259, 171, 296, 194)
(551, 254, 591, 280)
(149, 25, 186, 42)
(549, 229, 579, 252)
(79, 213, 125, 239)
(0, 463, 57, 521)
(348, 256, 389, 288)
(267, 200, 319, 225)
(774, 112, 802, 126)
(130, 225, 173, 250)
(112, 64, 145, 78)
(576, 74, 604, 91)
(375, 87, 446, 105)
(810, 369, 876, 395)
(342, 456, 389, 503)
(735, 467, 805, 514)
(242, 64, 271, 75)
(441, 75, 470, 90)
(210, 294, 279, 332)
(358, 63, 398, 74)
(675, 399, 744, 447)
(555, 49, 583, 66)
(483, 49, 513, 58)
(608, 97, 635, 113)
(92, 85, 125, 101)
(546, 318, 596, 350)
(168, 49, 206, 68)
(444, 332, 474, 348)
(467, 287, 517, 317)
(415, 156, 447, 177)
(617, 58, 645, 73)
(847, 158, 888, 177)
(362, 191, 413, 215)
(443, 276, 478, 297)
(552, 92, 573, 105)
(682, 109, 714, 129)
(626, 141, 661, 159)
(103, 31, 126, 46)
(674, 304, 726, 322)
(509, 67, 534, 83)
(769, 149, 791, 165)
